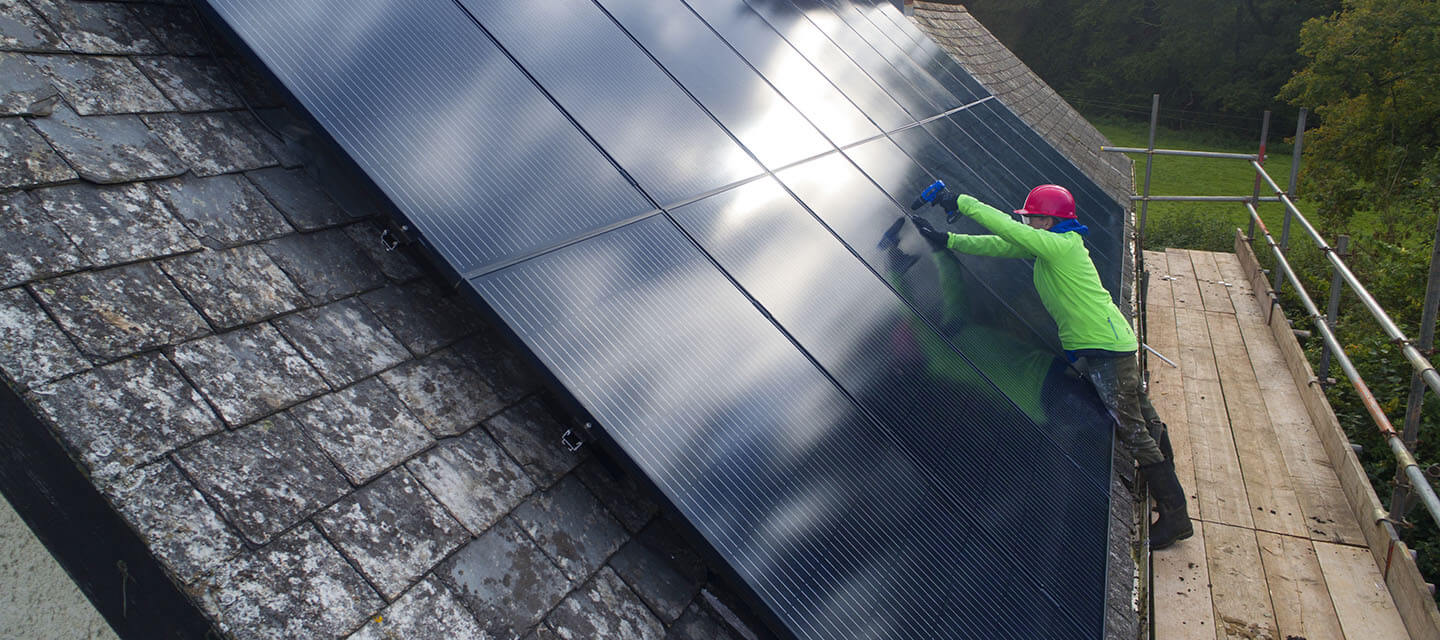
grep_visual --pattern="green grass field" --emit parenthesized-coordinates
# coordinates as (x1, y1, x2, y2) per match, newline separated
(1088, 115, 1309, 253)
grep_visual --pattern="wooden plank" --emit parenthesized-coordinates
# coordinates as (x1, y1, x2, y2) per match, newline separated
(1175, 307, 1220, 383)
(1314, 541, 1411, 639)
(1212, 253, 1266, 325)
(1166, 248, 1205, 311)
(1146, 301, 1198, 506)
(1189, 250, 1236, 314)
(1146, 249, 1175, 309)
(1204, 521, 1280, 639)
(1205, 311, 1309, 538)
(1185, 376, 1254, 528)
(1256, 532, 1346, 640)
(1154, 521, 1218, 639)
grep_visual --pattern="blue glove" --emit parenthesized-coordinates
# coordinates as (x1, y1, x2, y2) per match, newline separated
(911, 216, 949, 250)
(910, 180, 959, 222)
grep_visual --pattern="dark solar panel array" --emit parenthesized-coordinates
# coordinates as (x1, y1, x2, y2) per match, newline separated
(198, 1, 1127, 637)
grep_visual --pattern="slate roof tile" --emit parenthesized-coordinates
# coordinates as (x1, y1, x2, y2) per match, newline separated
(361, 279, 477, 356)
(142, 110, 278, 176)
(665, 602, 746, 640)
(35, 181, 199, 266)
(608, 520, 706, 625)
(128, 3, 209, 57)
(270, 297, 410, 389)
(29, 351, 222, 485)
(313, 468, 469, 601)
(342, 221, 424, 283)
(169, 322, 330, 427)
(347, 575, 487, 640)
(512, 475, 628, 583)
(160, 244, 307, 330)
(544, 567, 664, 640)
(440, 518, 574, 638)
(0, 0, 67, 51)
(261, 228, 387, 303)
(0, 285, 88, 388)
(287, 377, 434, 486)
(28, 104, 186, 184)
(0, 190, 89, 288)
(196, 523, 384, 640)
(133, 56, 242, 112)
(150, 173, 293, 248)
(575, 457, 659, 535)
(103, 459, 245, 584)
(0, 116, 77, 188)
(26, 53, 172, 114)
(453, 333, 540, 404)
(32, 261, 209, 359)
(379, 346, 506, 437)
(174, 414, 350, 546)
(0, 51, 61, 115)
(25, 0, 162, 54)
(245, 166, 350, 231)
(406, 426, 536, 536)
(485, 396, 585, 489)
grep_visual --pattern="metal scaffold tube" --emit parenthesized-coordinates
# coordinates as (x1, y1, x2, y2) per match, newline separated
(1391, 213, 1440, 521)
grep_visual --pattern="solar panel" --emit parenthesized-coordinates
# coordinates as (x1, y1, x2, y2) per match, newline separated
(197, 0, 1128, 637)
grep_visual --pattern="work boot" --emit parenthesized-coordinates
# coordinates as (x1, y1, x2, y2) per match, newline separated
(1139, 459, 1193, 550)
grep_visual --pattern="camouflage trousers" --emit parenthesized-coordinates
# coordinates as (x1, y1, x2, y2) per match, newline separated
(1076, 353, 1167, 466)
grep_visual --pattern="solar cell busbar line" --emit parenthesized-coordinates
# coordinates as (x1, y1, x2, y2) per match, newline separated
(195, 0, 1129, 637)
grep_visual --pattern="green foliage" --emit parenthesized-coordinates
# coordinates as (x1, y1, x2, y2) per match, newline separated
(963, 0, 1339, 122)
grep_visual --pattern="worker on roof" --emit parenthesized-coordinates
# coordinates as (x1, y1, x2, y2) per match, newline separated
(911, 181, 1192, 550)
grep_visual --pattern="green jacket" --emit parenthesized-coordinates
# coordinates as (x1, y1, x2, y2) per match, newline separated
(943, 194, 1137, 353)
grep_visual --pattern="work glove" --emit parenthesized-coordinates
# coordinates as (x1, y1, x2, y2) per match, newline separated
(911, 216, 949, 250)
(910, 180, 960, 222)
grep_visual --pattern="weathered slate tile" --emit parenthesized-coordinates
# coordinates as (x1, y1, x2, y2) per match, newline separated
(454, 334, 539, 404)
(0, 0, 66, 51)
(261, 229, 387, 303)
(32, 262, 209, 359)
(666, 603, 746, 640)
(608, 520, 706, 625)
(440, 518, 573, 638)
(133, 56, 240, 112)
(0, 117, 75, 188)
(170, 323, 330, 427)
(160, 244, 306, 329)
(406, 427, 536, 536)
(0, 52, 60, 115)
(142, 111, 276, 176)
(485, 396, 585, 488)
(30, 352, 221, 484)
(103, 459, 244, 584)
(512, 476, 629, 583)
(314, 469, 468, 600)
(29, 104, 186, 184)
(347, 576, 486, 640)
(150, 174, 292, 248)
(379, 347, 505, 437)
(173, 415, 349, 545)
(26, 54, 171, 114)
(361, 280, 476, 356)
(240, 112, 306, 169)
(246, 167, 349, 231)
(271, 298, 409, 388)
(25, 0, 161, 54)
(545, 567, 664, 640)
(288, 378, 433, 485)
(342, 221, 423, 283)
(0, 190, 88, 288)
(0, 285, 87, 388)
(575, 458, 659, 535)
(36, 182, 198, 266)
(196, 523, 383, 640)
(128, 4, 207, 56)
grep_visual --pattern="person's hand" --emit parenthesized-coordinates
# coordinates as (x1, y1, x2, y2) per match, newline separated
(911, 216, 949, 250)
(910, 180, 960, 221)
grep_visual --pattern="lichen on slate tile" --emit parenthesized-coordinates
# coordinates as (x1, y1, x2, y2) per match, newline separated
(36, 181, 199, 266)
(133, 56, 241, 112)
(261, 229, 387, 303)
(0, 52, 61, 116)
(512, 475, 629, 583)
(150, 173, 293, 248)
(347, 575, 486, 640)
(440, 518, 574, 637)
(544, 567, 663, 640)
(143, 111, 277, 176)
(405, 426, 536, 536)
(0, 285, 88, 388)
(29, 104, 186, 184)
(169, 322, 330, 427)
(271, 297, 410, 388)
(26, 53, 173, 115)
(160, 244, 307, 330)
(485, 396, 585, 488)
(379, 347, 506, 437)
(103, 459, 244, 584)
(30, 351, 222, 485)
(32, 261, 209, 359)
(0, 190, 88, 288)
(26, 0, 161, 54)
(287, 377, 433, 486)
(0, 116, 77, 188)
(360, 280, 476, 356)
(0, 0, 67, 51)
(313, 468, 468, 600)
(173, 414, 349, 545)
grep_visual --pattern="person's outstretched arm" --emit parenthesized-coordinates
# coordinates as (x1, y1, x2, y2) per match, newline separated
(951, 194, 1070, 259)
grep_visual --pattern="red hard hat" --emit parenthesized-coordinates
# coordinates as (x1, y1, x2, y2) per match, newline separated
(1014, 184, 1077, 220)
